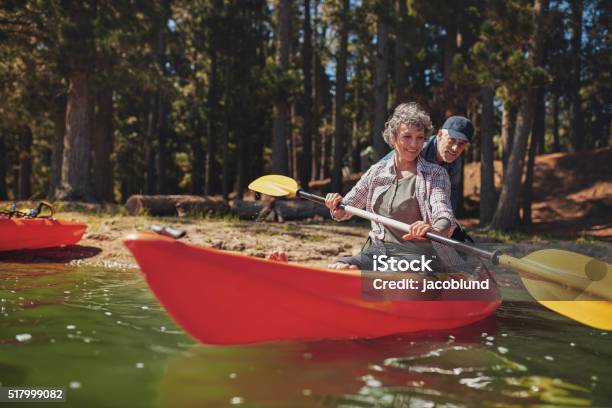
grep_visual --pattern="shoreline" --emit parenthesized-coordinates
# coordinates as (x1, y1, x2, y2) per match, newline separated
(1, 210, 609, 292)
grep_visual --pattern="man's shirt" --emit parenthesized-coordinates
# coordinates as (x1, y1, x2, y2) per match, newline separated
(381, 136, 462, 214)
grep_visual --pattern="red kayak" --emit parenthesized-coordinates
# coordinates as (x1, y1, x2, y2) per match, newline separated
(0, 217, 87, 251)
(124, 232, 501, 344)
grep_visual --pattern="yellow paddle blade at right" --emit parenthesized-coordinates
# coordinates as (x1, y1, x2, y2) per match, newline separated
(498, 249, 612, 301)
(520, 277, 612, 330)
(248, 175, 299, 197)
(537, 301, 612, 331)
(499, 249, 612, 330)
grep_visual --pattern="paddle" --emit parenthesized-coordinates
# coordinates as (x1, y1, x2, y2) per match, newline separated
(0, 201, 55, 218)
(248, 174, 612, 330)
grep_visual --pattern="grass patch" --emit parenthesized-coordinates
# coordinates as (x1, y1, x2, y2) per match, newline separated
(471, 228, 547, 243)
(574, 235, 605, 245)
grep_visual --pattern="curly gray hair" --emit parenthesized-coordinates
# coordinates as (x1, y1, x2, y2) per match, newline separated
(382, 102, 433, 148)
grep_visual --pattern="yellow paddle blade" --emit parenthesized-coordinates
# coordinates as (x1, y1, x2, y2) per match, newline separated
(498, 249, 612, 301)
(521, 277, 612, 330)
(500, 249, 612, 330)
(248, 175, 299, 197)
(538, 301, 612, 330)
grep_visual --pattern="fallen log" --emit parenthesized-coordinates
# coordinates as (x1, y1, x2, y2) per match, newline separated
(231, 199, 331, 221)
(125, 194, 331, 220)
(124, 195, 229, 216)
(175, 196, 230, 217)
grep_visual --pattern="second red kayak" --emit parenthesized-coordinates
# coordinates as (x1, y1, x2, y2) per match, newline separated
(0, 217, 87, 252)
(123, 232, 501, 345)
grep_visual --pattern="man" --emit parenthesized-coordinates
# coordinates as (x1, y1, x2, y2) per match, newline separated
(382, 115, 474, 241)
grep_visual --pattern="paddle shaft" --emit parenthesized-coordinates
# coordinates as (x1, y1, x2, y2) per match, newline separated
(297, 190, 500, 263)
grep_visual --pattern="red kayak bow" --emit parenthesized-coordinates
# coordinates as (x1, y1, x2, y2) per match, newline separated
(123, 232, 501, 345)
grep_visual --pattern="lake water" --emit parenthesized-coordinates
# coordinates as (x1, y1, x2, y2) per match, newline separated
(1, 261, 610, 407)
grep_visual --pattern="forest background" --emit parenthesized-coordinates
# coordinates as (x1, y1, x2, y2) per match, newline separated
(0, 0, 609, 233)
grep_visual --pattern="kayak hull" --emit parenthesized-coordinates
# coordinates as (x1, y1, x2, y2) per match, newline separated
(0, 218, 87, 251)
(123, 233, 501, 345)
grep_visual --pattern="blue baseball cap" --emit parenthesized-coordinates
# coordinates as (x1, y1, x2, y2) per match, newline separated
(441, 116, 473, 143)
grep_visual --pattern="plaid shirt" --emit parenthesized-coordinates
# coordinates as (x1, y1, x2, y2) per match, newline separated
(336, 156, 463, 266)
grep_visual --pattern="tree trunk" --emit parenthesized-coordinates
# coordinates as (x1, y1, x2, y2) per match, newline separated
(373, 4, 390, 160)
(289, 103, 296, 179)
(469, 104, 479, 163)
(53, 0, 96, 201)
(48, 94, 66, 198)
(501, 101, 517, 180)
(206, 47, 218, 195)
(568, 0, 583, 152)
(332, 0, 349, 193)
(221, 64, 231, 200)
(192, 125, 204, 195)
(191, 82, 205, 195)
(18, 126, 32, 200)
(589, 97, 603, 147)
(12, 166, 18, 199)
(271, 0, 290, 175)
(491, 0, 549, 231)
(156, 97, 169, 194)
(248, 0, 266, 184)
(534, 87, 546, 154)
(300, 0, 313, 189)
(552, 92, 560, 152)
(312, 68, 321, 180)
(393, 0, 408, 106)
(351, 87, 361, 173)
(235, 137, 246, 199)
(522, 86, 546, 224)
(522, 135, 537, 225)
(479, 86, 496, 226)
(144, 91, 158, 195)
(312, 0, 322, 180)
(92, 79, 114, 202)
(156, 0, 172, 195)
(321, 132, 330, 180)
(491, 96, 532, 229)
(55, 71, 94, 201)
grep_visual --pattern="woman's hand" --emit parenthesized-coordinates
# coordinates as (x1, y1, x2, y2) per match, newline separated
(402, 221, 433, 241)
(325, 193, 346, 219)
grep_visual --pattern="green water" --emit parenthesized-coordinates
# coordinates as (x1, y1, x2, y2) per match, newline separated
(0, 262, 611, 408)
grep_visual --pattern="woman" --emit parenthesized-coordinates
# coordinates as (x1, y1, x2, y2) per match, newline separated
(271, 102, 459, 271)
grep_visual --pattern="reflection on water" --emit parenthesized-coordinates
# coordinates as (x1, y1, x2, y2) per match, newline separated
(0, 262, 610, 407)
(158, 331, 594, 407)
